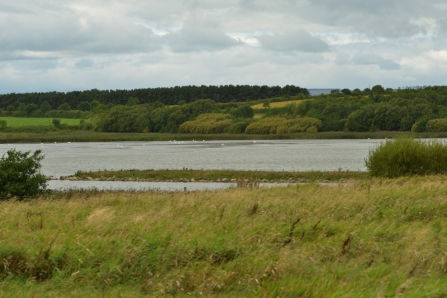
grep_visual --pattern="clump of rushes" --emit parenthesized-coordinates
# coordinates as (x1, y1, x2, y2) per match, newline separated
(366, 137, 447, 177)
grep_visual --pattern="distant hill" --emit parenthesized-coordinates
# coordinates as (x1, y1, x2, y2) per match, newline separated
(308, 89, 337, 96)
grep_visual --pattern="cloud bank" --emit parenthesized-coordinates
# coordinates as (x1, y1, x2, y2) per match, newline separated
(1, 0, 447, 93)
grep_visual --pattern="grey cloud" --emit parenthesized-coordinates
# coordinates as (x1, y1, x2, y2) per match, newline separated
(352, 52, 400, 70)
(335, 53, 351, 65)
(75, 58, 94, 68)
(164, 19, 242, 52)
(338, 14, 423, 39)
(0, 0, 445, 94)
(258, 30, 329, 53)
(0, 2, 163, 58)
(8, 59, 59, 71)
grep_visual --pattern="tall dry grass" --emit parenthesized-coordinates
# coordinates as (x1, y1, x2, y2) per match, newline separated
(2, 178, 447, 296)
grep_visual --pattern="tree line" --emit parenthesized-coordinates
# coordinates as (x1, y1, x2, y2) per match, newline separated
(0, 85, 309, 110)
(4, 84, 447, 134)
(264, 86, 447, 132)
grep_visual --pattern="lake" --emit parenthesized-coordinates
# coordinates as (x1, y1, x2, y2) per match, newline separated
(0, 139, 383, 190)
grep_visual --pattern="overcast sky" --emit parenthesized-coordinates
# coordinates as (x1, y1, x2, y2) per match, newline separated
(1, 0, 447, 94)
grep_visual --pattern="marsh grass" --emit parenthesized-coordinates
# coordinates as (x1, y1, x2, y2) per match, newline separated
(3, 130, 447, 144)
(3, 177, 447, 296)
(366, 138, 447, 177)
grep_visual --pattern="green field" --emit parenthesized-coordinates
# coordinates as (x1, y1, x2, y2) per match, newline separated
(3, 177, 447, 296)
(0, 117, 81, 127)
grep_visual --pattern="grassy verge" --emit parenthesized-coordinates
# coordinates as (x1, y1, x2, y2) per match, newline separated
(72, 169, 367, 182)
(1, 130, 447, 144)
(0, 117, 81, 127)
(3, 177, 447, 296)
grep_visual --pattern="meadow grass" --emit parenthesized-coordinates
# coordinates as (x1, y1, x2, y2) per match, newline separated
(3, 177, 447, 296)
(73, 169, 367, 182)
(0, 117, 82, 127)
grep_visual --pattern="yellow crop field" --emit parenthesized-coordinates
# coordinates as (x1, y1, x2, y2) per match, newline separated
(251, 99, 304, 109)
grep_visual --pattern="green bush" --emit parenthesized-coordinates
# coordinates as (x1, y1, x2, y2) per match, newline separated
(79, 119, 93, 130)
(94, 105, 152, 133)
(245, 117, 321, 134)
(179, 113, 232, 134)
(225, 120, 251, 134)
(244, 117, 286, 134)
(278, 118, 322, 134)
(52, 118, 61, 128)
(0, 149, 47, 200)
(365, 138, 447, 178)
(232, 105, 254, 118)
(0, 119, 6, 129)
(425, 119, 447, 132)
(411, 117, 430, 133)
(344, 105, 375, 132)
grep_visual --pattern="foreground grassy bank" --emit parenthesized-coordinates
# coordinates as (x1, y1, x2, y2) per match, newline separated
(72, 169, 367, 182)
(2, 130, 447, 143)
(3, 177, 447, 296)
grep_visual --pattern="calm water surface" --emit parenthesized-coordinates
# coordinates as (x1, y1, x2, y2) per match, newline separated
(0, 139, 384, 190)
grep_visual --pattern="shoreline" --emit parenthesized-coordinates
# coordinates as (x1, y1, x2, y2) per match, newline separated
(1, 130, 447, 144)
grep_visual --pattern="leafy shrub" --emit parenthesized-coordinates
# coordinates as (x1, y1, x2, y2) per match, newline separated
(278, 118, 322, 134)
(179, 113, 232, 134)
(0, 149, 47, 200)
(411, 117, 430, 133)
(244, 117, 286, 134)
(58, 103, 71, 111)
(344, 105, 375, 132)
(306, 126, 318, 133)
(225, 120, 251, 134)
(232, 105, 254, 118)
(245, 117, 321, 134)
(52, 118, 61, 128)
(0, 120, 6, 129)
(77, 101, 91, 111)
(94, 105, 152, 132)
(79, 119, 93, 130)
(365, 138, 447, 178)
(425, 119, 447, 132)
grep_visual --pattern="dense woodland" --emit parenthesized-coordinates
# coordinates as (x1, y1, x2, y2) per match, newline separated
(0, 85, 308, 110)
(3, 85, 447, 134)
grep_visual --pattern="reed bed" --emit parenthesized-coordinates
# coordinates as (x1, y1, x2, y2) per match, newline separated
(2, 177, 447, 296)
(1, 131, 445, 144)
